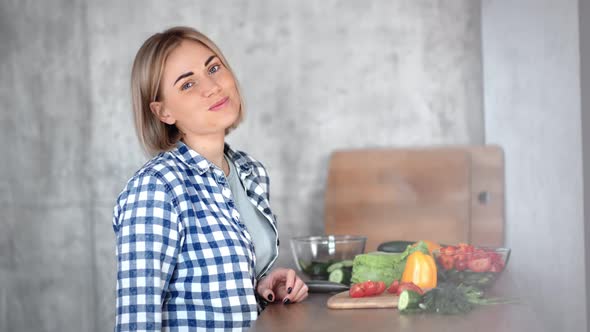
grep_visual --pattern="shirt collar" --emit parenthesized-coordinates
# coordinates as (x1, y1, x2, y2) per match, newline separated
(171, 141, 253, 175)
(224, 143, 253, 175)
(172, 141, 212, 175)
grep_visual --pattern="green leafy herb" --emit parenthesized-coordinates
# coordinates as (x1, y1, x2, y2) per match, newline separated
(401, 282, 518, 315)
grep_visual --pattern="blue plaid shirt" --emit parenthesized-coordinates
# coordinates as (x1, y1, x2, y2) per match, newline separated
(113, 141, 279, 331)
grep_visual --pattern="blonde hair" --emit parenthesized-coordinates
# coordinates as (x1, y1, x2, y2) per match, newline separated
(130, 26, 244, 155)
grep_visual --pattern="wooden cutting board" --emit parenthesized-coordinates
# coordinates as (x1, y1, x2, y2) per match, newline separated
(324, 146, 504, 251)
(327, 291, 399, 309)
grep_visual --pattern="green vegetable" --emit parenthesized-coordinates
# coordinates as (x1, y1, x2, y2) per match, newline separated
(350, 252, 405, 285)
(420, 282, 518, 315)
(398, 290, 422, 312)
(399, 241, 430, 261)
(377, 241, 416, 253)
(326, 260, 354, 273)
(328, 268, 352, 285)
(302, 261, 333, 280)
(438, 270, 498, 288)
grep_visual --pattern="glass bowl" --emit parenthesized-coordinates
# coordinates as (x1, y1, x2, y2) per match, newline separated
(290, 235, 367, 280)
(432, 245, 511, 289)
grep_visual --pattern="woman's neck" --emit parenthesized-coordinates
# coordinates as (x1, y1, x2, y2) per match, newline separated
(182, 133, 227, 173)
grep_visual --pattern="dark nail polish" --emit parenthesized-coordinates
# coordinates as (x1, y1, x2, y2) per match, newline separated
(287, 287, 292, 294)
(267, 294, 273, 301)
(283, 298, 291, 305)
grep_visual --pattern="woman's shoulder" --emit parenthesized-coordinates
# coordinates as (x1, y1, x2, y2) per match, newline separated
(122, 150, 188, 194)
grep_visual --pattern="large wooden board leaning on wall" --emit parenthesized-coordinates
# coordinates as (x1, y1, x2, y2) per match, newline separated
(324, 146, 504, 251)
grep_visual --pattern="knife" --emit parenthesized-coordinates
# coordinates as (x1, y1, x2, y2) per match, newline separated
(306, 280, 350, 293)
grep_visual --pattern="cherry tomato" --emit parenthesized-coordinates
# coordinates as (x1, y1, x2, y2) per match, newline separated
(375, 281, 386, 295)
(364, 281, 379, 296)
(457, 243, 474, 251)
(454, 253, 467, 263)
(387, 280, 400, 294)
(438, 255, 455, 270)
(468, 257, 492, 272)
(350, 283, 366, 298)
(441, 246, 456, 255)
(455, 259, 467, 271)
(488, 252, 502, 263)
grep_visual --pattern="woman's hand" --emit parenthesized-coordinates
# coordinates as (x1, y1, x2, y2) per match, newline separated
(256, 268, 308, 304)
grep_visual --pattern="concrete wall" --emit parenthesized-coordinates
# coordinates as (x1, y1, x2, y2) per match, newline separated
(0, 0, 95, 331)
(481, 0, 586, 331)
(581, 0, 590, 330)
(0, 1, 484, 331)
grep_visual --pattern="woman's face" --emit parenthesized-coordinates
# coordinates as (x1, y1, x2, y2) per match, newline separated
(151, 40, 240, 138)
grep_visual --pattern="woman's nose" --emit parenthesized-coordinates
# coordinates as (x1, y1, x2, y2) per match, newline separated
(201, 76, 222, 97)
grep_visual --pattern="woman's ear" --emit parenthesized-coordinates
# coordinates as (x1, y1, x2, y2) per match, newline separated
(150, 101, 176, 125)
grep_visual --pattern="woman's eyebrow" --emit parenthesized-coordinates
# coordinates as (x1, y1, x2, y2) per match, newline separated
(172, 56, 217, 86)
(173, 72, 194, 86)
(204, 55, 216, 67)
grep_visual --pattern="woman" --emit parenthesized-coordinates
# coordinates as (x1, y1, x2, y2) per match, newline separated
(113, 26, 308, 331)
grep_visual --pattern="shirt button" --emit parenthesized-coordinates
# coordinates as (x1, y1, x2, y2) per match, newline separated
(217, 176, 226, 185)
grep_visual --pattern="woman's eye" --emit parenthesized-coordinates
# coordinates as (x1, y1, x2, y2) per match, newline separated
(209, 64, 220, 75)
(181, 81, 194, 91)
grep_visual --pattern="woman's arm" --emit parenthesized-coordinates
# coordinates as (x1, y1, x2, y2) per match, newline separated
(113, 173, 182, 332)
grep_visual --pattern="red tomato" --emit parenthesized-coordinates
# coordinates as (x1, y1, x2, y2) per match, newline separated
(455, 259, 467, 271)
(458, 243, 474, 252)
(472, 251, 489, 260)
(397, 282, 424, 296)
(375, 281, 386, 295)
(350, 283, 366, 298)
(441, 246, 456, 255)
(438, 255, 455, 270)
(468, 257, 492, 272)
(364, 281, 379, 296)
(454, 253, 467, 263)
(488, 252, 502, 263)
(489, 260, 505, 273)
(387, 280, 400, 294)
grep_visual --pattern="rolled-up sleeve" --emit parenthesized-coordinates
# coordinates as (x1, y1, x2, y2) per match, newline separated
(113, 172, 182, 331)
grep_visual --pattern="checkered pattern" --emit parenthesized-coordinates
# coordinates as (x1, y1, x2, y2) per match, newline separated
(113, 141, 279, 331)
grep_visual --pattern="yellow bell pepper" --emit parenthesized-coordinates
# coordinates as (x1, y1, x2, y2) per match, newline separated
(401, 251, 437, 290)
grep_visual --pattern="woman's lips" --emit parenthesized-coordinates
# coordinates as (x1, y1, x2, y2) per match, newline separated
(209, 97, 229, 111)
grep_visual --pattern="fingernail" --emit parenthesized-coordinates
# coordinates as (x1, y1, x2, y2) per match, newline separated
(283, 298, 291, 305)
(267, 294, 273, 301)
(287, 287, 292, 294)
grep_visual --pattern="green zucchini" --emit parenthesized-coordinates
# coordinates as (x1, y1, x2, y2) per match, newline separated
(377, 241, 416, 253)
(398, 290, 422, 312)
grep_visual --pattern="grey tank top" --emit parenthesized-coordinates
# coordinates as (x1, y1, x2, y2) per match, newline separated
(225, 155, 277, 277)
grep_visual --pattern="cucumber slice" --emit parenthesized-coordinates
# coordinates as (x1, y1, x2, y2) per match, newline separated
(398, 290, 422, 312)
(327, 262, 343, 273)
(328, 268, 351, 285)
(327, 260, 354, 273)
(341, 260, 354, 267)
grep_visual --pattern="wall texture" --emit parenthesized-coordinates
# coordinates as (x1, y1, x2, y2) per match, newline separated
(581, 0, 590, 329)
(0, 1, 484, 331)
(481, 0, 586, 331)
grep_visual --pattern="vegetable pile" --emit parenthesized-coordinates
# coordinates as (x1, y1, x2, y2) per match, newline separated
(350, 241, 430, 285)
(435, 243, 509, 288)
(345, 240, 515, 315)
(398, 282, 517, 314)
